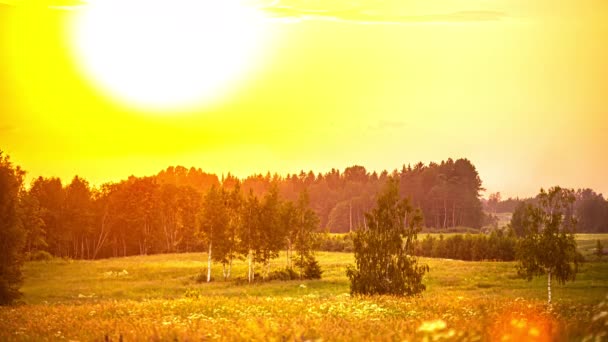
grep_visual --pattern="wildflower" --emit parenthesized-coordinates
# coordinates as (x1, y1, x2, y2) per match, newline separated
(417, 319, 447, 333)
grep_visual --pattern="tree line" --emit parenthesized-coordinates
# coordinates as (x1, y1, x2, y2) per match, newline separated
(414, 231, 517, 261)
(15, 158, 486, 261)
(487, 189, 608, 234)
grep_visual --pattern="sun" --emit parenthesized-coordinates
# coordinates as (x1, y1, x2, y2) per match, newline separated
(70, 0, 267, 112)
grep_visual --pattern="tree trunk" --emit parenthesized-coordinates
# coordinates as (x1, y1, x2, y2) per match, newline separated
(286, 239, 292, 269)
(547, 270, 552, 305)
(207, 241, 212, 282)
(248, 249, 253, 283)
(349, 200, 353, 233)
(452, 203, 456, 227)
(443, 198, 447, 228)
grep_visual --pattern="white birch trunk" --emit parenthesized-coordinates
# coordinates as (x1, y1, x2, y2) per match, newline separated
(248, 249, 253, 283)
(207, 241, 212, 283)
(547, 270, 552, 305)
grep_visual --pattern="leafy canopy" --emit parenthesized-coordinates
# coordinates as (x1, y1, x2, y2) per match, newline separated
(347, 178, 428, 296)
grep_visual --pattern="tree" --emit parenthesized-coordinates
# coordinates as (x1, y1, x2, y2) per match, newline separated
(0, 151, 26, 305)
(346, 178, 429, 296)
(510, 201, 529, 237)
(198, 185, 228, 282)
(292, 189, 322, 279)
(20, 191, 47, 255)
(488, 192, 501, 215)
(596, 240, 604, 260)
(240, 190, 261, 283)
(63, 176, 94, 259)
(516, 187, 583, 304)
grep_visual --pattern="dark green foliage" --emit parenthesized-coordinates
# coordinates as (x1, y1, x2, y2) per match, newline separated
(25, 250, 53, 261)
(192, 270, 214, 283)
(510, 202, 529, 237)
(267, 267, 299, 281)
(415, 231, 516, 261)
(293, 254, 323, 280)
(318, 233, 354, 252)
(515, 187, 583, 304)
(347, 178, 429, 296)
(0, 151, 26, 305)
(292, 190, 322, 279)
(575, 189, 608, 233)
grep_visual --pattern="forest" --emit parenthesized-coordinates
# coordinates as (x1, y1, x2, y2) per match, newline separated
(15, 158, 484, 259)
(8, 155, 608, 261)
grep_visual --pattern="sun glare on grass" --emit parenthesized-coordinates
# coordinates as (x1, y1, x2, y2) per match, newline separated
(70, 0, 268, 113)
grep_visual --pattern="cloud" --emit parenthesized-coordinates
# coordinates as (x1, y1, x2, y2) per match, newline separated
(262, 2, 507, 24)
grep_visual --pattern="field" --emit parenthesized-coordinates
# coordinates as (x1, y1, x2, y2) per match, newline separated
(1, 235, 608, 341)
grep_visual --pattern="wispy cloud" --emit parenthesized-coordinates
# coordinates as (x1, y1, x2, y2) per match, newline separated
(262, 2, 507, 24)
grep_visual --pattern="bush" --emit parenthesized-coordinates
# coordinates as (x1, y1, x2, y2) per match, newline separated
(267, 268, 299, 281)
(192, 270, 214, 283)
(293, 254, 323, 280)
(303, 257, 322, 279)
(25, 250, 53, 261)
(415, 231, 517, 261)
(317, 234, 354, 252)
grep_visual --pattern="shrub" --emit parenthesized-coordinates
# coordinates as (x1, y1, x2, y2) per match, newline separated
(25, 250, 53, 261)
(267, 268, 299, 281)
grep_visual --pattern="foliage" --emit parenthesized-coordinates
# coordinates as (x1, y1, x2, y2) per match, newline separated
(292, 190, 321, 279)
(317, 233, 354, 252)
(510, 201, 529, 237)
(0, 151, 26, 305)
(24, 250, 53, 262)
(415, 230, 517, 261)
(267, 267, 299, 281)
(293, 254, 323, 279)
(347, 178, 429, 296)
(575, 188, 608, 233)
(515, 187, 584, 304)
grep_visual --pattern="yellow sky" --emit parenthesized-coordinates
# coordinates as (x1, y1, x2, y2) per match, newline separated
(1, 0, 607, 198)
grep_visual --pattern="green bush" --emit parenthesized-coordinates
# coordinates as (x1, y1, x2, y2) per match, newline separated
(267, 268, 299, 281)
(25, 250, 53, 261)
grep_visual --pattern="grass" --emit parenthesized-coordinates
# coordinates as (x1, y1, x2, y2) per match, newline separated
(1, 235, 607, 341)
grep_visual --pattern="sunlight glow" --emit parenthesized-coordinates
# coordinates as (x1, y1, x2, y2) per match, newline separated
(70, 0, 267, 112)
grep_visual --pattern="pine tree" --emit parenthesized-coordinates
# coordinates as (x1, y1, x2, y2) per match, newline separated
(346, 178, 428, 296)
(0, 151, 26, 305)
(516, 187, 583, 304)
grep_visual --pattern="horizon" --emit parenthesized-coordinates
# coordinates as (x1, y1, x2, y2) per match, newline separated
(1, 0, 607, 200)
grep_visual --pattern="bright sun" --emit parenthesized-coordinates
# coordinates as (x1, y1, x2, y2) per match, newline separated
(70, 0, 267, 112)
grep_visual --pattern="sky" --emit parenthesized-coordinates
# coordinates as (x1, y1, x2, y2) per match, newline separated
(1, 0, 607, 199)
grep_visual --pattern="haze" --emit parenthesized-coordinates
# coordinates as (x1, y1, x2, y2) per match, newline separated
(1, 0, 606, 198)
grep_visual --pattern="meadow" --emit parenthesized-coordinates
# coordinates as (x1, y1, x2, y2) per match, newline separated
(1, 235, 607, 341)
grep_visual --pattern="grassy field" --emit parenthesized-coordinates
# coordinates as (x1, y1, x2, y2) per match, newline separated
(1, 235, 607, 341)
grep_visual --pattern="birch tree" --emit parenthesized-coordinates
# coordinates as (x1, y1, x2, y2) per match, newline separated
(516, 186, 582, 304)
(347, 178, 428, 296)
(198, 185, 228, 282)
(240, 190, 261, 283)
